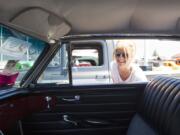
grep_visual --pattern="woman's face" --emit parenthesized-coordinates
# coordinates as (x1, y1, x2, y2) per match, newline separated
(115, 49, 131, 67)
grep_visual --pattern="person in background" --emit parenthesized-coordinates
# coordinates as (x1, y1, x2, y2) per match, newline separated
(111, 40, 147, 83)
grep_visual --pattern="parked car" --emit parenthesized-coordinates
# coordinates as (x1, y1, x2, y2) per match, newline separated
(0, 1, 179, 135)
(163, 61, 180, 70)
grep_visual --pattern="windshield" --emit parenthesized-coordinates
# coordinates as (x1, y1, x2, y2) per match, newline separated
(0, 25, 47, 88)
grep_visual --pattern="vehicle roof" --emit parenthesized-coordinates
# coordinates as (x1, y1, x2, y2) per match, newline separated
(0, 0, 180, 41)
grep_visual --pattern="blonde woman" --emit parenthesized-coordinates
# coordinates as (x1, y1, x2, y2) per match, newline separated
(111, 40, 147, 83)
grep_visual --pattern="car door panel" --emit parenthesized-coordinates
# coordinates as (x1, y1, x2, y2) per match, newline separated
(21, 83, 146, 135)
(0, 90, 57, 135)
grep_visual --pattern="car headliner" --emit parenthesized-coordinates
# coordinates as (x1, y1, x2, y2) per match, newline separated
(0, 0, 180, 41)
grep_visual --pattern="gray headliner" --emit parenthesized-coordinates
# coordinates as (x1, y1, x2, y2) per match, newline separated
(0, 0, 180, 40)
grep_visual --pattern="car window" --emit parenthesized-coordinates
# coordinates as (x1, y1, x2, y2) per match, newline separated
(71, 41, 107, 85)
(36, 39, 180, 86)
(112, 39, 180, 81)
(72, 49, 99, 67)
(0, 25, 47, 88)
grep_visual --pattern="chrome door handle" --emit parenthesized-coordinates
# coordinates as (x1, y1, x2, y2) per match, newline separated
(62, 95, 80, 102)
(63, 115, 78, 126)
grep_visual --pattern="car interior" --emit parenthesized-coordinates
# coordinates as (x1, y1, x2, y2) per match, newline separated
(0, 0, 179, 135)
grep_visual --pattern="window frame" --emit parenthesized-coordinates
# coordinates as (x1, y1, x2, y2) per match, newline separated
(71, 42, 104, 67)
(31, 34, 180, 88)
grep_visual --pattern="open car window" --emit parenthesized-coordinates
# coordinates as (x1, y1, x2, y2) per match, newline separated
(38, 38, 180, 86)
(112, 39, 180, 80)
(0, 25, 47, 88)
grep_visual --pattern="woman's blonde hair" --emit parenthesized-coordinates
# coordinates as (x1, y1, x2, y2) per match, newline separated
(113, 40, 136, 65)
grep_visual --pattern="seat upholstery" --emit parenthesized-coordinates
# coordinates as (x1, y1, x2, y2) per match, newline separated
(127, 76, 180, 135)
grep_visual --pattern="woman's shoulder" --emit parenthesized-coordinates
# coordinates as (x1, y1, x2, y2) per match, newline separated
(131, 64, 143, 72)
(131, 64, 148, 82)
(110, 61, 117, 69)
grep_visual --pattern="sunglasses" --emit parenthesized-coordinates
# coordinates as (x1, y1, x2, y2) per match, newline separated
(115, 52, 128, 58)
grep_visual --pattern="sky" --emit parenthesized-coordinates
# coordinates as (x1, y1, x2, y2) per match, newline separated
(130, 39, 180, 60)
